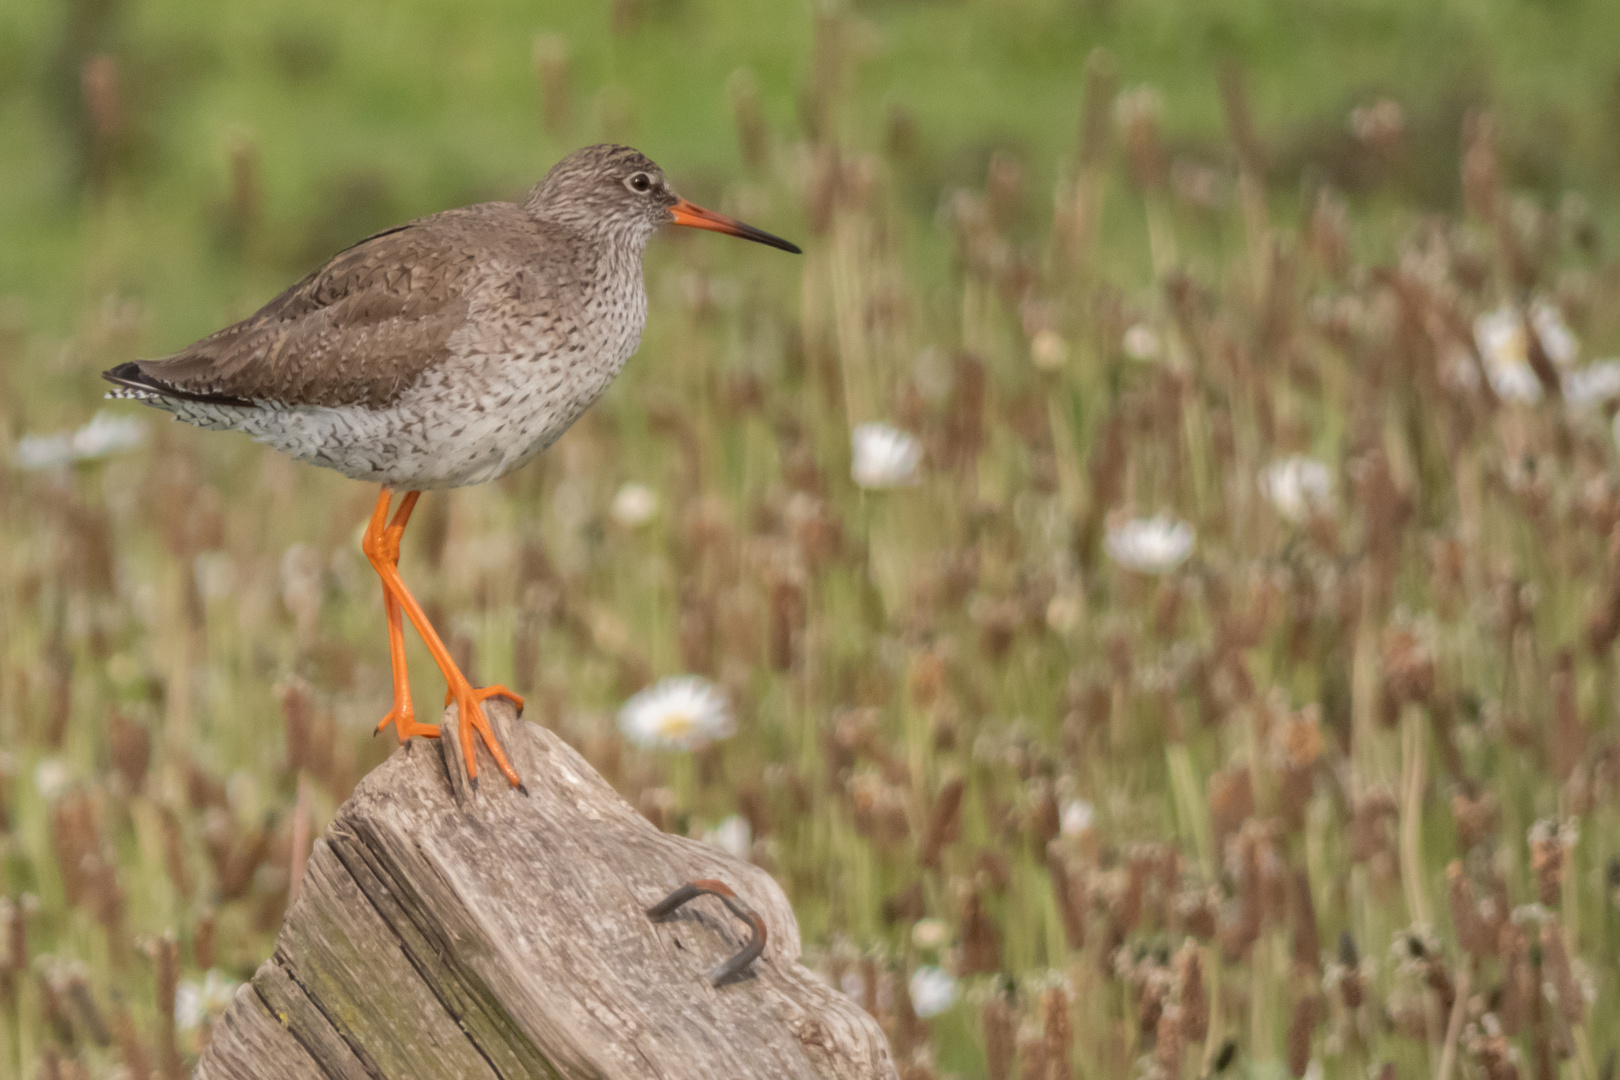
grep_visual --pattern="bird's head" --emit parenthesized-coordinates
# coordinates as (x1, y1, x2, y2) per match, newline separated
(527, 144, 800, 254)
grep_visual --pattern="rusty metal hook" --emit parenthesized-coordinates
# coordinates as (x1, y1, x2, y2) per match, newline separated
(647, 879, 767, 986)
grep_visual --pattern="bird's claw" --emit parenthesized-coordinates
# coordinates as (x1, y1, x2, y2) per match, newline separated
(449, 683, 526, 790)
(374, 704, 439, 745)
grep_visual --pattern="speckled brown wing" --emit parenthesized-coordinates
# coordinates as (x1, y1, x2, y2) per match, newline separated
(124, 204, 533, 410)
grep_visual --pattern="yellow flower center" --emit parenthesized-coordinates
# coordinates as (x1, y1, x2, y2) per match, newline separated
(657, 711, 697, 739)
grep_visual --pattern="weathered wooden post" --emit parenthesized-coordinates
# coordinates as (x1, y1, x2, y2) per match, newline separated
(196, 700, 895, 1079)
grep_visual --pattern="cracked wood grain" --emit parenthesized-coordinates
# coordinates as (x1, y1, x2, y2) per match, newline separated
(195, 701, 896, 1080)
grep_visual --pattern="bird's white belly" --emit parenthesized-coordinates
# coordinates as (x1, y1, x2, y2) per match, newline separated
(158, 340, 634, 490)
(293, 352, 623, 488)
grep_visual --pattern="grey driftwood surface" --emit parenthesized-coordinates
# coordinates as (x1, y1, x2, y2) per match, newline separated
(195, 700, 896, 1080)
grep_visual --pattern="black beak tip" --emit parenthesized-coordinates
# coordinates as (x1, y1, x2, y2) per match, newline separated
(745, 228, 801, 255)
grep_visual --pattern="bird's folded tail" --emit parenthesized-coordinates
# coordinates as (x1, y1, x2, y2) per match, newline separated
(102, 361, 256, 408)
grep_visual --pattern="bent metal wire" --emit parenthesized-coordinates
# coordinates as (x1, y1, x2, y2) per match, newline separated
(646, 879, 767, 986)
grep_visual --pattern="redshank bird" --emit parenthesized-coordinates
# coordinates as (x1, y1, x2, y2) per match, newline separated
(105, 144, 800, 792)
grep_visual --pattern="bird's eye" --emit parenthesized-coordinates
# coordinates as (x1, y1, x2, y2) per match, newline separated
(628, 173, 652, 193)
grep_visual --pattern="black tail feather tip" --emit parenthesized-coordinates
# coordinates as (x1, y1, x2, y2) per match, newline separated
(101, 363, 255, 408)
(102, 362, 159, 399)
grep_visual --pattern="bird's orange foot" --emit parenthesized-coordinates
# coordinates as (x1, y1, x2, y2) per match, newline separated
(446, 682, 526, 792)
(374, 699, 440, 744)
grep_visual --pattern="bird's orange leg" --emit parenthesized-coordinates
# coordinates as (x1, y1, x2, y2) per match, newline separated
(363, 490, 525, 791)
(362, 489, 438, 743)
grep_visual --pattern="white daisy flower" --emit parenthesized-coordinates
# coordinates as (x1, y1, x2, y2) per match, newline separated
(850, 423, 921, 489)
(1105, 515, 1194, 574)
(1259, 456, 1334, 523)
(703, 814, 752, 859)
(610, 482, 659, 528)
(1474, 302, 1579, 405)
(1474, 305, 1523, 367)
(15, 411, 145, 470)
(618, 676, 735, 750)
(1473, 305, 1541, 404)
(1490, 361, 1543, 405)
(1060, 798, 1096, 837)
(73, 411, 147, 458)
(175, 970, 239, 1033)
(1562, 359, 1620, 408)
(1122, 324, 1162, 362)
(1530, 301, 1578, 367)
(908, 965, 959, 1018)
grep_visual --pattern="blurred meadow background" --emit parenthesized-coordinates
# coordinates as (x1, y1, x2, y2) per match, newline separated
(5, 0, 1620, 1077)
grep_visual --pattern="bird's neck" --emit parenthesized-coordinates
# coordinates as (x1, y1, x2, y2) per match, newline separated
(528, 207, 649, 280)
(582, 222, 648, 299)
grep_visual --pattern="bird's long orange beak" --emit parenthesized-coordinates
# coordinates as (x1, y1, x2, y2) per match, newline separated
(669, 199, 801, 254)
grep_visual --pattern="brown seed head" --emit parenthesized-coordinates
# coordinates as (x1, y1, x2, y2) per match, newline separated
(1290, 869, 1321, 974)
(1117, 87, 1167, 190)
(920, 776, 965, 869)
(1450, 792, 1500, 853)
(1017, 1019, 1049, 1080)
(982, 994, 1016, 1080)
(1539, 918, 1584, 1026)
(1176, 940, 1209, 1044)
(1155, 1003, 1185, 1080)
(1041, 985, 1073, 1080)
(107, 709, 150, 794)
(959, 886, 1002, 975)
(1047, 846, 1089, 952)
(1285, 992, 1319, 1078)
(1528, 819, 1570, 908)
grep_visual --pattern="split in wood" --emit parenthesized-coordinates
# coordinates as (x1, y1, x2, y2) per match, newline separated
(647, 879, 767, 986)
